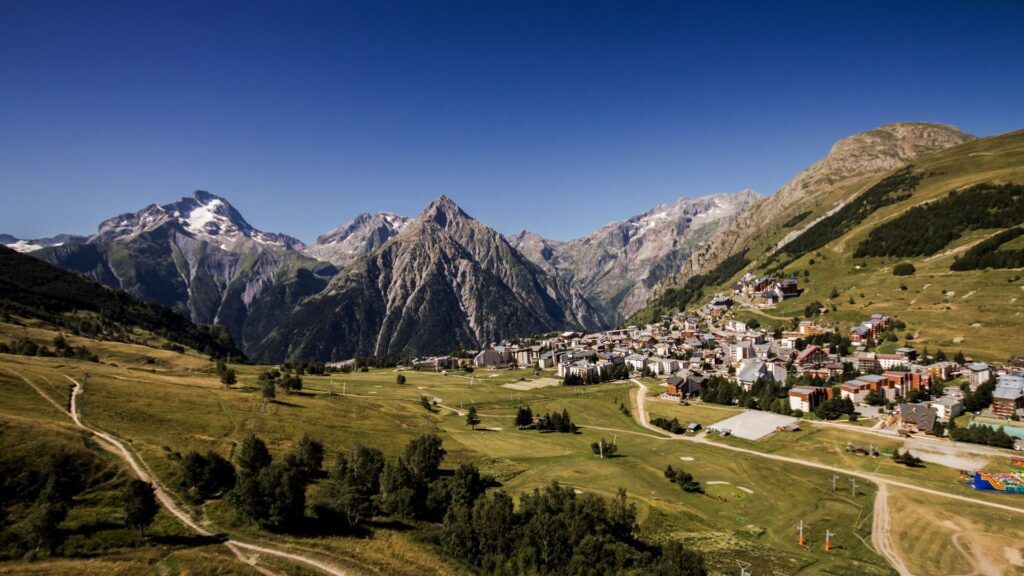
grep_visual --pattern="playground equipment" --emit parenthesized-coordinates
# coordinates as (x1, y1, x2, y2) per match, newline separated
(963, 470, 1024, 494)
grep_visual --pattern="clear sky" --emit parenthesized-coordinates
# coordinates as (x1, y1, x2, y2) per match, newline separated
(2, 1, 1022, 242)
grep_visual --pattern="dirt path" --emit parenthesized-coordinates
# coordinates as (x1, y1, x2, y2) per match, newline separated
(0, 365, 71, 417)
(41, 372, 354, 576)
(629, 380, 1024, 576)
(871, 483, 913, 576)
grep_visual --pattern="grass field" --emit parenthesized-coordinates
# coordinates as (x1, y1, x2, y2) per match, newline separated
(3, 320, 1024, 575)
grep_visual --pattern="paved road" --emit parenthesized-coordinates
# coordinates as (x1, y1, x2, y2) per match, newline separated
(630, 379, 1024, 576)
(0, 365, 355, 576)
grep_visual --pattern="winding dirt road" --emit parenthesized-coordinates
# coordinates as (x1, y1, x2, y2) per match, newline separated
(3, 365, 353, 576)
(64, 375, 357, 576)
(629, 380, 1024, 576)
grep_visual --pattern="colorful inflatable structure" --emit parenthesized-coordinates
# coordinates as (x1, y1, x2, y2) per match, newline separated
(963, 470, 1024, 494)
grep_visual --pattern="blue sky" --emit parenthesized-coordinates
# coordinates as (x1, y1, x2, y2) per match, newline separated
(2, 1, 1022, 242)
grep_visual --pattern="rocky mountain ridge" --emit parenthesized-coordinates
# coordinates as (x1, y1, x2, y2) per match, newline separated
(302, 211, 411, 266)
(638, 122, 976, 315)
(510, 190, 760, 323)
(252, 196, 605, 361)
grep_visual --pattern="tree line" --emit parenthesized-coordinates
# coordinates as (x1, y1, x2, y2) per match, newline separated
(0, 246, 241, 359)
(774, 167, 923, 265)
(947, 418, 1015, 449)
(0, 335, 98, 363)
(514, 406, 578, 433)
(951, 227, 1024, 271)
(854, 183, 1024, 259)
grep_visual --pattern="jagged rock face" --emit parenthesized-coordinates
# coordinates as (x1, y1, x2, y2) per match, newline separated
(1, 233, 88, 253)
(510, 191, 760, 323)
(303, 211, 410, 266)
(253, 196, 605, 362)
(34, 191, 333, 352)
(650, 122, 975, 298)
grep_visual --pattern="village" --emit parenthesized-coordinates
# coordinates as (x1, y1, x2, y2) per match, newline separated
(409, 274, 1024, 456)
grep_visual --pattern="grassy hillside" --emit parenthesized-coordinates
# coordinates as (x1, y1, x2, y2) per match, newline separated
(0, 246, 240, 359)
(639, 129, 1024, 361)
(5, 319, 1024, 574)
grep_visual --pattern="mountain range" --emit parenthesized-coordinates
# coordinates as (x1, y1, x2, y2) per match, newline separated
(8, 121, 1021, 362)
(4, 183, 752, 361)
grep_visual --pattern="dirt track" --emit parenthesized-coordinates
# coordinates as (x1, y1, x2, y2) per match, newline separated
(3, 365, 353, 576)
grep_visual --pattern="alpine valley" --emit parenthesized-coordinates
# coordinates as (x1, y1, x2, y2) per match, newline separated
(7, 185, 755, 362)
(7, 122, 1024, 363)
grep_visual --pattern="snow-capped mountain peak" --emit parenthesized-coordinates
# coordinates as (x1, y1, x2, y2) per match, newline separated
(91, 191, 303, 249)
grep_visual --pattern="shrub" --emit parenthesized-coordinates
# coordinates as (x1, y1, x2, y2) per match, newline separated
(892, 263, 916, 276)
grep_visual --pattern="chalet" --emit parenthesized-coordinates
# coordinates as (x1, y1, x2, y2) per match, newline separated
(703, 295, 733, 317)
(803, 362, 844, 381)
(732, 275, 800, 301)
(849, 314, 891, 344)
(666, 374, 703, 397)
(753, 342, 772, 360)
(788, 386, 828, 412)
(666, 375, 686, 396)
(797, 320, 829, 337)
(992, 375, 1024, 419)
(849, 324, 871, 344)
(776, 277, 801, 298)
(897, 404, 937, 434)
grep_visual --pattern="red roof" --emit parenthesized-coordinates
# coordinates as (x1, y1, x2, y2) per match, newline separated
(796, 345, 821, 363)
